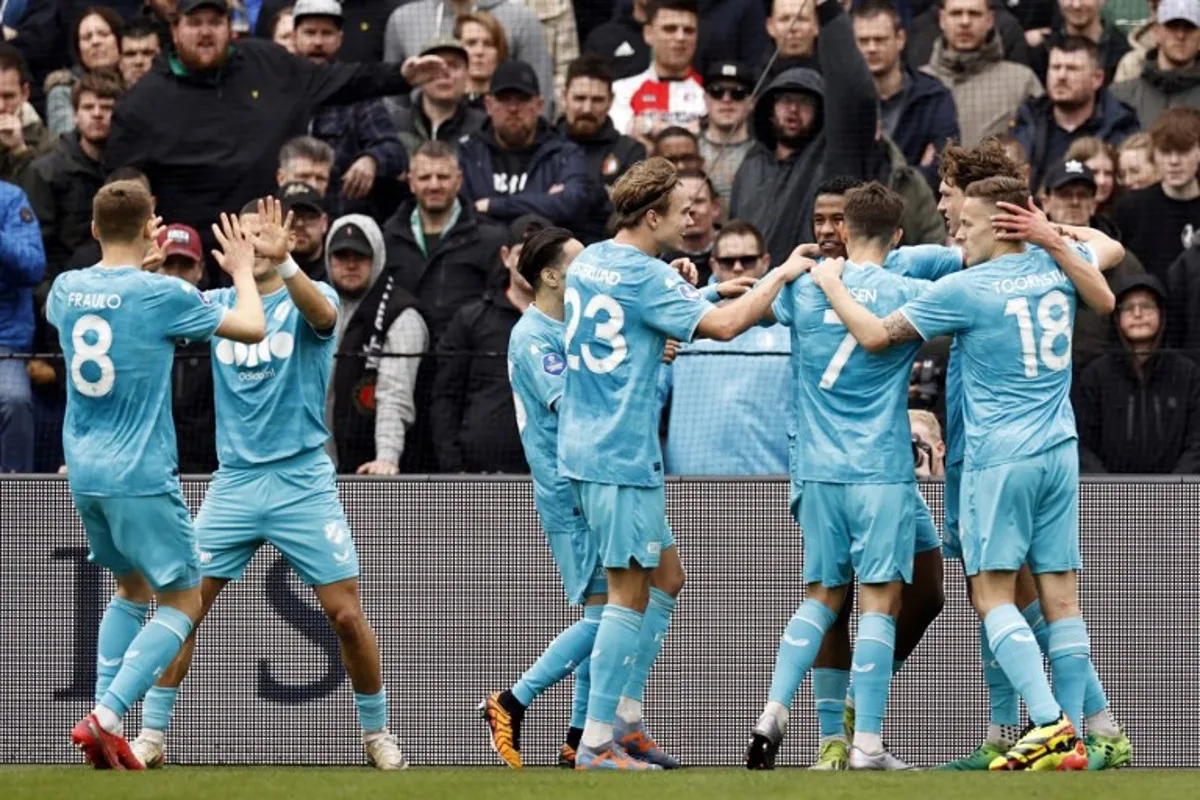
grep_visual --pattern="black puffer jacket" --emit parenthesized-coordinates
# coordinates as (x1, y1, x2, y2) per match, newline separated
(1074, 274, 1200, 474)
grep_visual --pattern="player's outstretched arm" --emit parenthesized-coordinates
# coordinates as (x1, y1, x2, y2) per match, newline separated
(211, 212, 267, 344)
(694, 250, 814, 340)
(811, 259, 919, 352)
(253, 197, 338, 332)
(993, 198, 1117, 314)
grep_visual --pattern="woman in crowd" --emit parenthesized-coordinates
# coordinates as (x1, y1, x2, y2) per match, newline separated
(1118, 132, 1159, 192)
(44, 5, 123, 136)
(1066, 137, 1119, 219)
(454, 10, 509, 110)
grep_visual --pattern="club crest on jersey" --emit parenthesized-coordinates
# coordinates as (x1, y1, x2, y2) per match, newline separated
(677, 283, 700, 301)
(543, 352, 566, 375)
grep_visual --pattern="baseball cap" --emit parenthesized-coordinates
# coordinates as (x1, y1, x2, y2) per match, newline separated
(490, 60, 540, 97)
(1159, 0, 1200, 26)
(178, 0, 229, 15)
(293, 0, 344, 25)
(328, 222, 374, 257)
(420, 36, 468, 61)
(508, 213, 553, 246)
(703, 61, 754, 88)
(157, 223, 203, 263)
(1045, 159, 1097, 192)
(277, 181, 325, 214)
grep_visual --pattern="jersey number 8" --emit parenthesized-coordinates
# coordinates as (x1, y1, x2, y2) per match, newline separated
(1004, 290, 1072, 378)
(70, 315, 116, 397)
(563, 288, 628, 374)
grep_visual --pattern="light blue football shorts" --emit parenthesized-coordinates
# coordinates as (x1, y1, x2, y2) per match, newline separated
(799, 481, 916, 588)
(74, 488, 199, 592)
(570, 480, 676, 570)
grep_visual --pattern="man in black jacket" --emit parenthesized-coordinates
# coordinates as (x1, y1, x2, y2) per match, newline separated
(1074, 274, 1200, 474)
(557, 54, 646, 244)
(729, 0, 877, 266)
(256, 0, 405, 64)
(392, 38, 487, 157)
(104, 0, 448, 275)
(458, 59, 591, 227)
(22, 70, 121, 282)
(430, 215, 541, 474)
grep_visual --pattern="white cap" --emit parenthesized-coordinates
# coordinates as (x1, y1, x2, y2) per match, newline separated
(293, 0, 344, 25)
(1158, 0, 1200, 27)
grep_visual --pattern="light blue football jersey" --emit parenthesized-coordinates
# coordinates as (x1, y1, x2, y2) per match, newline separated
(509, 304, 575, 530)
(206, 284, 339, 469)
(900, 245, 1094, 469)
(558, 240, 715, 487)
(773, 262, 930, 483)
(46, 266, 225, 496)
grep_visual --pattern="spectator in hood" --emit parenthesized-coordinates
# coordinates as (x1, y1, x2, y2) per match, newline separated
(729, 0, 878, 266)
(0, 45, 55, 186)
(698, 60, 756, 207)
(325, 214, 428, 476)
(557, 53, 646, 243)
(1039, 158, 1144, 375)
(1112, 0, 1200, 128)
(1028, 0, 1132, 86)
(104, 0, 449, 278)
(156, 222, 218, 474)
(279, 180, 330, 282)
(22, 70, 121, 283)
(118, 19, 162, 89)
(430, 213, 542, 473)
(852, 0, 961, 189)
(392, 37, 487, 157)
(256, 0, 404, 63)
(1011, 36, 1140, 192)
(0, 179, 44, 473)
(920, 0, 1043, 147)
(1074, 273, 1200, 474)
(41, 6, 123, 137)
(293, 0, 406, 219)
(385, 0, 555, 116)
(457, 59, 590, 226)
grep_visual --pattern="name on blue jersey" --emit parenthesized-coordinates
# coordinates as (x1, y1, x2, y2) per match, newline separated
(66, 292, 123, 310)
(573, 262, 623, 285)
(991, 270, 1067, 295)
(848, 287, 878, 305)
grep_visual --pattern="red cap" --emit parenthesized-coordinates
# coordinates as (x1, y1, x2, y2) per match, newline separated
(157, 223, 203, 263)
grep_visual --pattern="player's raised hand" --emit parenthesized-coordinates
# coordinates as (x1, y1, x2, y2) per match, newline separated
(668, 257, 699, 286)
(715, 274, 757, 299)
(662, 338, 680, 364)
(250, 197, 294, 264)
(810, 257, 845, 288)
(212, 212, 256, 277)
(401, 54, 450, 86)
(141, 215, 167, 271)
(779, 246, 821, 283)
(992, 197, 1057, 247)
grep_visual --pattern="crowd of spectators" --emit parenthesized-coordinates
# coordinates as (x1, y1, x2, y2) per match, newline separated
(1, 0, 1198, 477)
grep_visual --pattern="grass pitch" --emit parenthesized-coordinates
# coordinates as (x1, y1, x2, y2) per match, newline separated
(3, 766, 1195, 800)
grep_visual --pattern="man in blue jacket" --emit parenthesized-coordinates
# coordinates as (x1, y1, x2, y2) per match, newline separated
(457, 60, 591, 227)
(0, 179, 46, 472)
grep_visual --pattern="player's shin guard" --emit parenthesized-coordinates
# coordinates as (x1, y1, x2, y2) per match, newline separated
(513, 612, 602, 708)
(812, 669, 850, 739)
(95, 596, 149, 704)
(141, 687, 178, 733)
(983, 605, 1060, 725)
(852, 613, 896, 748)
(767, 599, 838, 707)
(1047, 617, 1091, 728)
(980, 623, 1019, 728)
(355, 688, 389, 734)
(581, 605, 643, 747)
(100, 607, 193, 719)
(617, 588, 675, 721)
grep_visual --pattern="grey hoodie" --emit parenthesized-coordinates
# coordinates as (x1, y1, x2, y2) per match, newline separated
(324, 214, 430, 468)
(383, 0, 555, 116)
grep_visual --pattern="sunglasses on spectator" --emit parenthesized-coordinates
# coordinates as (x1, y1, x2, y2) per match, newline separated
(1118, 300, 1158, 314)
(706, 84, 751, 101)
(714, 254, 761, 269)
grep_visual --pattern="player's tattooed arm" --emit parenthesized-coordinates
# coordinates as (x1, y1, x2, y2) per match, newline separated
(811, 260, 909, 352)
(881, 312, 920, 346)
